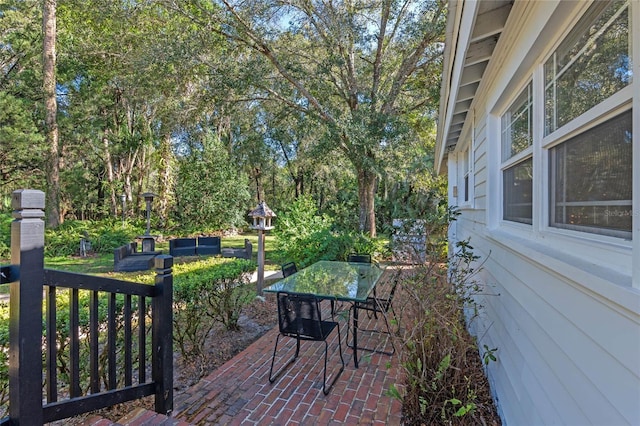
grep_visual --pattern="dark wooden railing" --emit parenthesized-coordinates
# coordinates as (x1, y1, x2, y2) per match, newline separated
(0, 189, 173, 425)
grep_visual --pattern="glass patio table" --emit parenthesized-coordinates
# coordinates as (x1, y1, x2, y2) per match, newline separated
(264, 260, 384, 368)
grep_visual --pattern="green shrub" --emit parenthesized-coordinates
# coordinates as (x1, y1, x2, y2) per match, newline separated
(0, 302, 9, 418)
(273, 195, 389, 266)
(44, 219, 142, 257)
(0, 213, 11, 259)
(392, 239, 498, 425)
(169, 257, 257, 361)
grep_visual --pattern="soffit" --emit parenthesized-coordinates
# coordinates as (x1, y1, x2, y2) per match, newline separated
(438, 0, 513, 164)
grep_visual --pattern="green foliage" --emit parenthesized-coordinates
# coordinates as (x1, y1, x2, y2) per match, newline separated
(483, 344, 498, 366)
(273, 195, 334, 267)
(273, 195, 389, 266)
(0, 91, 46, 196)
(388, 213, 498, 424)
(44, 219, 142, 257)
(0, 213, 11, 259)
(0, 302, 8, 417)
(174, 132, 251, 233)
(168, 257, 257, 364)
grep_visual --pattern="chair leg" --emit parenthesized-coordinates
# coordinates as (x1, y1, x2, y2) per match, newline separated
(322, 325, 345, 395)
(269, 334, 299, 384)
(347, 304, 396, 357)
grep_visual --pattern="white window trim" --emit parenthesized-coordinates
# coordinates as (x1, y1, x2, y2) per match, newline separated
(632, 0, 640, 289)
(488, 0, 636, 282)
(498, 80, 534, 227)
(541, 0, 633, 245)
(542, 90, 633, 244)
(458, 143, 473, 208)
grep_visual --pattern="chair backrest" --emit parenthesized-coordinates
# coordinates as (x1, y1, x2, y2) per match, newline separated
(384, 269, 403, 305)
(347, 253, 371, 263)
(198, 236, 220, 247)
(281, 262, 298, 278)
(276, 292, 325, 340)
(388, 275, 399, 303)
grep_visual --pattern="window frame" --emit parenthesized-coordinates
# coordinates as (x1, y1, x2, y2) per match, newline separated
(463, 148, 470, 203)
(541, 0, 633, 240)
(486, 0, 638, 286)
(501, 81, 534, 225)
(547, 107, 633, 239)
(543, 0, 632, 136)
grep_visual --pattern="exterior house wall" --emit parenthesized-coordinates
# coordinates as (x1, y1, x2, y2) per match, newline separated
(444, 1, 640, 424)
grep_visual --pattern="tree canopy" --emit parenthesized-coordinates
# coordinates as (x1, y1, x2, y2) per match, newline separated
(0, 0, 446, 233)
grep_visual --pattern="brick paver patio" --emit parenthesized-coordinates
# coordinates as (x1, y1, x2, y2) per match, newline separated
(172, 297, 404, 425)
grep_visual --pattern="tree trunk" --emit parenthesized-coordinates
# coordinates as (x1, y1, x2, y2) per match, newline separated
(157, 133, 173, 226)
(295, 168, 304, 198)
(253, 167, 263, 202)
(43, 0, 60, 227)
(102, 128, 117, 216)
(357, 167, 377, 237)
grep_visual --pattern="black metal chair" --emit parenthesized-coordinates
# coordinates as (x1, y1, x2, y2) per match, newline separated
(281, 262, 298, 278)
(269, 292, 345, 395)
(347, 253, 371, 264)
(347, 269, 399, 358)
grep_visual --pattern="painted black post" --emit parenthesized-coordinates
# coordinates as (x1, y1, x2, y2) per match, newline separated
(9, 189, 45, 425)
(152, 255, 173, 415)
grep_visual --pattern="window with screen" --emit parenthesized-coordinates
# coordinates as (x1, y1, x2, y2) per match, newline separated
(502, 82, 533, 224)
(544, 0, 632, 238)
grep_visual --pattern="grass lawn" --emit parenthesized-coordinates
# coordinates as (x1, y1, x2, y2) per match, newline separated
(34, 231, 281, 277)
(0, 232, 280, 294)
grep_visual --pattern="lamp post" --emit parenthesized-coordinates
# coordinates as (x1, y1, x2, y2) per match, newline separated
(248, 201, 276, 296)
(120, 194, 126, 227)
(140, 192, 157, 252)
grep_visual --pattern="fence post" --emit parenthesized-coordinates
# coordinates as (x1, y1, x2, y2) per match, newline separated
(152, 254, 173, 415)
(9, 189, 45, 425)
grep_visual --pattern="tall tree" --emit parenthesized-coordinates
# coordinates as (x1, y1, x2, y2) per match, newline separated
(168, 0, 446, 236)
(0, 1, 45, 196)
(43, 0, 60, 226)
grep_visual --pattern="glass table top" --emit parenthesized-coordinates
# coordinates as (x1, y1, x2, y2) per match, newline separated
(264, 260, 384, 302)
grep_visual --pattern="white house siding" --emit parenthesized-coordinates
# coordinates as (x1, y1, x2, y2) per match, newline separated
(444, 1, 640, 425)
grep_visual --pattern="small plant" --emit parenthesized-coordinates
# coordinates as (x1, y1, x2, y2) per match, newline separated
(44, 219, 142, 257)
(389, 206, 500, 425)
(483, 344, 498, 366)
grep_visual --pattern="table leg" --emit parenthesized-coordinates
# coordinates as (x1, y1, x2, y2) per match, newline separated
(353, 305, 359, 368)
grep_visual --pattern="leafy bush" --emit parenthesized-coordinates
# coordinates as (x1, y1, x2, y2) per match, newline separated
(0, 303, 9, 418)
(173, 132, 251, 233)
(44, 219, 142, 257)
(0, 213, 10, 259)
(273, 195, 389, 266)
(167, 257, 257, 362)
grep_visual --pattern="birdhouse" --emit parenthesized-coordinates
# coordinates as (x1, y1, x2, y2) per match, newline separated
(249, 201, 276, 231)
